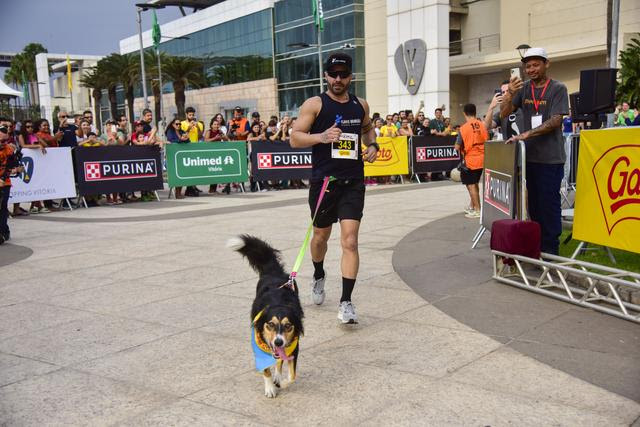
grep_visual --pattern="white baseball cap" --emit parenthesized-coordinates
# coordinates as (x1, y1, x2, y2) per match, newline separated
(521, 47, 548, 62)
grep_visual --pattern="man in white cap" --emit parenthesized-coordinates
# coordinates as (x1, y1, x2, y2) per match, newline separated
(499, 47, 569, 255)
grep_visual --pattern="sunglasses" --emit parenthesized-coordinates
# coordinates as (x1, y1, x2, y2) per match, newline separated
(173, 122, 180, 125)
(59, 115, 68, 118)
(0, 127, 8, 134)
(327, 70, 351, 79)
(25, 125, 33, 128)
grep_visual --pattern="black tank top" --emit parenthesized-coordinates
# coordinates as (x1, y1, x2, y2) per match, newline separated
(309, 92, 366, 180)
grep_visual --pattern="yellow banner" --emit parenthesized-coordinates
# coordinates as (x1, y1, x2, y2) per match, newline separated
(363, 136, 409, 177)
(574, 128, 640, 254)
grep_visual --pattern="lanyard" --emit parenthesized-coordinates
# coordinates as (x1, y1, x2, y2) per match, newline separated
(531, 79, 551, 114)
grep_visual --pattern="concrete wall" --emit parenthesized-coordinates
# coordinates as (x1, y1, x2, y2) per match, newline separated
(132, 77, 278, 123)
(387, 0, 450, 116)
(460, 0, 500, 41)
(364, 0, 389, 116)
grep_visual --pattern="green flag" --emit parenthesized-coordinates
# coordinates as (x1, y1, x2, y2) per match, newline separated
(312, 0, 324, 31)
(152, 10, 161, 49)
(21, 69, 30, 105)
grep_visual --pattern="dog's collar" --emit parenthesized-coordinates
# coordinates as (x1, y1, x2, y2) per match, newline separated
(252, 309, 298, 358)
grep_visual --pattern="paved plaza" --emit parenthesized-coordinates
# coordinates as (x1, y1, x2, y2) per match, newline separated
(0, 182, 639, 426)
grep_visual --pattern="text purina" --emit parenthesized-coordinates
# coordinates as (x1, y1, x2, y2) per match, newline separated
(103, 162, 155, 176)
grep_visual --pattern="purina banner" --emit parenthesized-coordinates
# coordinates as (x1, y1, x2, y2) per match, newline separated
(481, 141, 517, 229)
(574, 128, 640, 254)
(363, 136, 409, 177)
(166, 141, 249, 187)
(74, 146, 163, 195)
(411, 135, 460, 173)
(250, 141, 312, 181)
(9, 147, 76, 203)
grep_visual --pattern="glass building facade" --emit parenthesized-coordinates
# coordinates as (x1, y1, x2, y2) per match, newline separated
(124, 0, 364, 117)
(157, 9, 274, 88)
(274, 0, 365, 114)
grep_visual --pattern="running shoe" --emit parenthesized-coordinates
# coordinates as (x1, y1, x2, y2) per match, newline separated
(464, 206, 475, 214)
(464, 210, 481, 219)
(29, 207, 40, 214)
(338, 301, 358, 324)
(38, 207, 51, 213)
(311, 271, 326, 305)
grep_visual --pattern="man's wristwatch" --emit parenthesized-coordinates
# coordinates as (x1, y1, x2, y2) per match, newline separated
(368, 142, 380, 151)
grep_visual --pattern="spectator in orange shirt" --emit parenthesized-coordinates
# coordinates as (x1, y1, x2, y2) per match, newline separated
(454, 103, 489, 218)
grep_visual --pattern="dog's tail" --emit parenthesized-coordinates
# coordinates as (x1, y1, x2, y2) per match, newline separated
(227, 234, 287, 277)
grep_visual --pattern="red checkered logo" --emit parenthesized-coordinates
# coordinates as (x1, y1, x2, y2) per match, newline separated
(85, 163, 101, 180)
(416, 147, 426, 161)
(258, 153, 272, 169)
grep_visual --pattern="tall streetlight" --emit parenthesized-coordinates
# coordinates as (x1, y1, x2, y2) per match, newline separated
(135, 2, 165, 110)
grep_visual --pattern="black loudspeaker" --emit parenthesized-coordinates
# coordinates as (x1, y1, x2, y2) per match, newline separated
(578, 68, 617, 114)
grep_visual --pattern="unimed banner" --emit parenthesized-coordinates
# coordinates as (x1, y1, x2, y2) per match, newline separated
(363, 136, 409, 177)
(74, 146, 163, 195)
(250, 141, 312, 181)
(482, 141, 517, 229)
(166, 141, 249, 187)
(9, 147, 76, 203)
(411, 135, 460, 173)
(574, 128, 640, 254)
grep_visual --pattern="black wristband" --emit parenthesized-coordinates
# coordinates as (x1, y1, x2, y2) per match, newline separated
(368, 142, 380, 151)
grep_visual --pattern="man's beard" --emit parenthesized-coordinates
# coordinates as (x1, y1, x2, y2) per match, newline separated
(328, 81, 350, 96)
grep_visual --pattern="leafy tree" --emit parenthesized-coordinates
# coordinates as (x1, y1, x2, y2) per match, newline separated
(617, 37, 640, 107)
(162, 55, 206, 118)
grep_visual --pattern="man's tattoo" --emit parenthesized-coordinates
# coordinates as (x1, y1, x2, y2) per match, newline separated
(527, 114, 563, 138)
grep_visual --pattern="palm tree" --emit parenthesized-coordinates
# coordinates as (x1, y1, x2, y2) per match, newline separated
(617, 37, 640, 107)
(142, 49, 168, 125)
(79, 66, 106, 130)
(96, 57, 120, 121)
(162, 55, 207, 118)
(5, 43, 48, 105)
(101, 53, 140, 122)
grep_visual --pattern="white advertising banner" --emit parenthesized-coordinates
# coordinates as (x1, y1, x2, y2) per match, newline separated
(9, 147, 77, 203)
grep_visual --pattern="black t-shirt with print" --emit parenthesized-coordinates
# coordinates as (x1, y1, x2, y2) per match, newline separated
(512, 79, 569, 164)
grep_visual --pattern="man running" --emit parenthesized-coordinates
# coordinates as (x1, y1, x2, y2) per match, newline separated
(291, 53, 378, 324)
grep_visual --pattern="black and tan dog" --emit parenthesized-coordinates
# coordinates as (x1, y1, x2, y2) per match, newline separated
(227, 235, 304, 398)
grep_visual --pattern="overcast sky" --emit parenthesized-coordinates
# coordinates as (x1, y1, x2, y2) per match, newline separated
(1, 0, 185, 55)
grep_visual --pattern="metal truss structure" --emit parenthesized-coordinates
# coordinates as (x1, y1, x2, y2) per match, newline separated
(492, 250, 640, 324)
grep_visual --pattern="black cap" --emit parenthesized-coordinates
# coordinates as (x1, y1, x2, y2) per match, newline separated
(325, 53, 352, 73)
(234, 106, 243, 112)
(251, 112, 260, 118)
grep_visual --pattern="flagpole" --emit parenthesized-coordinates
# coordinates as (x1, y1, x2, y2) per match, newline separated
(317, 26, 323, 94)
(157, 47, 164, 131)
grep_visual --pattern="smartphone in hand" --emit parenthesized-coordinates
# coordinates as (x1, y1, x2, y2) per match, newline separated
(510, 67, 521, 80)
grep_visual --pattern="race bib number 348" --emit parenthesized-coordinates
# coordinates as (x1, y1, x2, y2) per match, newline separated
(332, 133, 358, 160)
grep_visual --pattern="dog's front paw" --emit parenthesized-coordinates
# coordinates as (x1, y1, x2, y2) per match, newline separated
(264, 380, 278, 398)
(273, 373, 281, 388)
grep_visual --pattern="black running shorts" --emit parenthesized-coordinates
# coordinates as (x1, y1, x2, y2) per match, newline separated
(461, 168, 483, 185)
(308, 178, 365, 228)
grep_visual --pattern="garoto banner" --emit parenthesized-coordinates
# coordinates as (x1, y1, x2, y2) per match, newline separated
(482, 141, 517, 229)
(250, 141, 312, 181)
(9, 147, 76, 203)
(574, 128, 640, 254)
(411, 135, 460, 173)
(165, 141, 249, 187)
(74, 146, 163, 195)
(363, 136, 409, 177)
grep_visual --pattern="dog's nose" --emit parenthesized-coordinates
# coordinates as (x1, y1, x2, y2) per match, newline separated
(274, 338, 284, 347)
